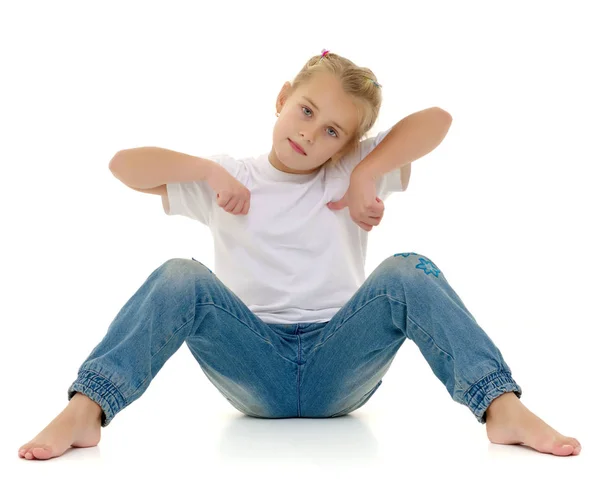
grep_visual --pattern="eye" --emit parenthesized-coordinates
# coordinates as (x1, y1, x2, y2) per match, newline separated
(301, 106, 339, 138)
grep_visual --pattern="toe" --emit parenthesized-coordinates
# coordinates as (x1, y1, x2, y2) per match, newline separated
(18, 443, 32, 458)
(32, 447, 53, 460)
(552, 442, 574, 456)
(566, 437, 581, 454)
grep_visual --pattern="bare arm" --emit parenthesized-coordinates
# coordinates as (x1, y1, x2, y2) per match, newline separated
(108, 147, 218, 189)
(123, 184, 167, 195)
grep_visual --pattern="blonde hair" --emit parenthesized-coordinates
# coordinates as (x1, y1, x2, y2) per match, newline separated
(288, 51, 383, 167)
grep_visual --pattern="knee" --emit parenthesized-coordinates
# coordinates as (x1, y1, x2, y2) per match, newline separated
(380, 252, 442, 279)
(386, 252, 435, 266)
(158, 258, 213, 280)
(391, 252, 432, 261)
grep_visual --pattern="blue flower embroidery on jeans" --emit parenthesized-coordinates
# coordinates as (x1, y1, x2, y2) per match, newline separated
(416, 257, 441, 277)
(394, 253, 441, 278)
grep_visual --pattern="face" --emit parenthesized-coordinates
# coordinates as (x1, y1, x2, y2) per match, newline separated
(269, 72, 360, 175)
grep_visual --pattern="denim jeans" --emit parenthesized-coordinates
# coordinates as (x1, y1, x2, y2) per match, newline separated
(67, 253, 522, 427)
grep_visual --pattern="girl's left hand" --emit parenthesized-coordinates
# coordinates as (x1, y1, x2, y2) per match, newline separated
(327, 173, 384, 231)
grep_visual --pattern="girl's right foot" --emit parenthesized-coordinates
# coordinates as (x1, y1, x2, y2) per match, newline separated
(18, 392, 103, 461)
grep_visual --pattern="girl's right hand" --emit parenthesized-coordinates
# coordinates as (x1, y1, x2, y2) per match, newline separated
(206, 164, 251, 215)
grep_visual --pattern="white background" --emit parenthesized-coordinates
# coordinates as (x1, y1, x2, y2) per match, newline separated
(2, 0, 599, 477)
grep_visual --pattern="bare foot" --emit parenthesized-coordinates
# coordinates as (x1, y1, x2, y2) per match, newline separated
(18, 392, 103, 461)
(485, 392, 582, 456)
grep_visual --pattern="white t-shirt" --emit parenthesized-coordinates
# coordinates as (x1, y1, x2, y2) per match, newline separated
(164, 127, 411, 324)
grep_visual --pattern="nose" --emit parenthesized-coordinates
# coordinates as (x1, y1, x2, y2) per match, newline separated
(300, 127, 318, 144)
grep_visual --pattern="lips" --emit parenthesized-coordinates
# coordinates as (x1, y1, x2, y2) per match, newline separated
(288, 138, 306, 155)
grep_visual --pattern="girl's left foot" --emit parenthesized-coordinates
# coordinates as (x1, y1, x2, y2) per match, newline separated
(485, 392, 582, 456)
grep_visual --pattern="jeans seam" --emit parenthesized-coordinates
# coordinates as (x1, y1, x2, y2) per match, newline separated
(297, 335, 302, 417)
(312, 294, 455, 363)
(130, 300, 292, 399)
(188, 301, 296, 365)
(127, 303, 200, 399)
(386, 295, 455, 361)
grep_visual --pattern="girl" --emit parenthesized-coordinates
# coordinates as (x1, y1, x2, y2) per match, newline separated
(18, 49, 581, 461)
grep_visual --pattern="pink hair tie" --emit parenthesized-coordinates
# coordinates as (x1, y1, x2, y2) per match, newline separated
(321, 49, 330, 57)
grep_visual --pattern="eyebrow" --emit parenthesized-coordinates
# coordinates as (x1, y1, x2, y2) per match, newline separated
(301, 96, 348, 135)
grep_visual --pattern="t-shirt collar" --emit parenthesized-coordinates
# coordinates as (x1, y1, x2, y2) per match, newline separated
(257, 153, 321, 183)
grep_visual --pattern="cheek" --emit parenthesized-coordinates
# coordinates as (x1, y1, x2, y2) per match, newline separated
(278, 118, 294, 136)
(273, 120, 284, 138)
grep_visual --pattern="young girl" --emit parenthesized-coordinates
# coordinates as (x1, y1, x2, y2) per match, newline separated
(19, 49, 581, 460)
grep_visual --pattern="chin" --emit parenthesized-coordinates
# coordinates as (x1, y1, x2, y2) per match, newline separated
(278, 144, 298, 165)
(279, 155, 295, 170)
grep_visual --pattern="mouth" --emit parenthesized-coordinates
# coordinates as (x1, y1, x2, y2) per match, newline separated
(288, 138, 306, 155)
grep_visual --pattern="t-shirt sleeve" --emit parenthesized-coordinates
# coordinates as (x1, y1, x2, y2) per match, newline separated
(327, 126, 411, 201)
(163, 153, 244, 226)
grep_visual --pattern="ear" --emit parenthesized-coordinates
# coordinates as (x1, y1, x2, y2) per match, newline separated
(276, 81, 293, 114)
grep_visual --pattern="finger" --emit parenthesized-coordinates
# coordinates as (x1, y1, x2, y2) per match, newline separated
(363, 215, 382, 226)
(220, 195, 234, 210)
(369, 210, 384, 222)
(233, 199, 248, 215)
(354, 213, 375, 226)
(227, 197, 244, 213)
(216, 194, 227, 208)
(369, 203, 385, 214)
(242, 200, 250, 215)
(367, 209, 384, 219)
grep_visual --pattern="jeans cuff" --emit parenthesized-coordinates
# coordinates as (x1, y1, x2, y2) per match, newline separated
(67, 369, 127, 427)
(464, 370, 523, 424)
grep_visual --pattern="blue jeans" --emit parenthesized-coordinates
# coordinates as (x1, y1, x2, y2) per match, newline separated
(67, 253, 522, 427)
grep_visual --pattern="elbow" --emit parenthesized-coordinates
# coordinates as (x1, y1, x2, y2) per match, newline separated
(108, 150, 132, 184)
(109, 147, 156, 170)
(435, 107, 453, 123)
(109, 150, 125, 171)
